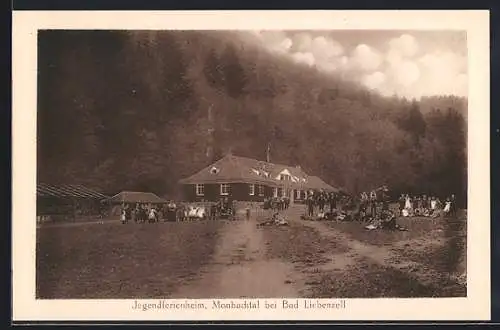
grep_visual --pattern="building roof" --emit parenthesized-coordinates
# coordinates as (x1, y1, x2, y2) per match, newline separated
(107, 191, 167, 204)
(305, 176, 338, 192)
(179, 154, 337, 191)
(37, 183, 108, 199)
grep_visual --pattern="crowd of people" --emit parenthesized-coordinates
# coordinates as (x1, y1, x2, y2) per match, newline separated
(398, 194, 457, 218)
(120, 201, 178, 224)
(263, 196, 291, 211)
(301, 187, 459, 223)
(118, 190, 459, 225)
(305, 190, 353, 218)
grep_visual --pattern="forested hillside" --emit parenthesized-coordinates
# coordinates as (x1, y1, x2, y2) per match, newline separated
(37, 30, 467, 204)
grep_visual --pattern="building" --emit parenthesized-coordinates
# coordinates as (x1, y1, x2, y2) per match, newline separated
(36, 183, 109, 221)
(179, 154, 337, 203)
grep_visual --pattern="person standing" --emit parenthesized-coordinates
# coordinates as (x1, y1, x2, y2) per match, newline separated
(404, 194, 412, 210)
(435, 197, 442, 211)
(443, 197, 452, 217)
(413, 195, 421, 216)
(398, 194, 405, 216)
(430, 196, 437, 217)
(450, 194, 457, 217)
(369, 190, 377, 217)
(317, 191, 324, 212)
(329, 192, 337, 213)
(421, 195, 428, 216)
(120, 205, 127, 224)
(167, 200, 177, 222)
(306, 194, 314, 217)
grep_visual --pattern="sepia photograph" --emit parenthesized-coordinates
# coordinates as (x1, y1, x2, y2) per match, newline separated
(12, 10, 490, 321)
(35, 28, 468, 299)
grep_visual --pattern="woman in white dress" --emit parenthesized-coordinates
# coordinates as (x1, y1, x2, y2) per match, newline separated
(402, 194, 412, 217)
(120, 204, 128, 224)
(443, 198, 451, 217)
(148, 207, 157, 223)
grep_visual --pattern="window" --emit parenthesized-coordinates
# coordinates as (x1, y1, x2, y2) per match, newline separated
(273, 187, 278, 198)
(196, 184, 204, 196)
(220, 183, 230, 196)
(280, 174, 291, 181)
(249, 184, 255, 196)
(258, 185, 265, 196)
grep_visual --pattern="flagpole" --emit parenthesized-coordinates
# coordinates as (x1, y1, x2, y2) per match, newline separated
(266, 143, 270, 163)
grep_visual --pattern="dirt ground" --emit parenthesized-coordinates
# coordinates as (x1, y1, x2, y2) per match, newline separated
(36, 205, 466, 299)
(36, 221, 223, 298)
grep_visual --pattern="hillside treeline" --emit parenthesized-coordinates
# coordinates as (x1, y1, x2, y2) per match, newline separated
(37, 30, 467, 205)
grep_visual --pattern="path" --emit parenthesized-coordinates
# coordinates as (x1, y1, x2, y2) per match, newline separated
(171, 215, 302, 298)
(293, 213, 465, 288)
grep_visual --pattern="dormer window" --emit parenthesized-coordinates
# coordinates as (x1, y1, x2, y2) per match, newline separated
(210, 166, 220, 174)
(280, 174, 291, 181)
(253, 168, 269, 177)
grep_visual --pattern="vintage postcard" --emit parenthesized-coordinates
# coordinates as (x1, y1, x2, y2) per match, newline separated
(12, 10, 490, 321)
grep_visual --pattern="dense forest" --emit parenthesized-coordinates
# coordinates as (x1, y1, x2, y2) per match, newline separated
(37, 30, 467, 205)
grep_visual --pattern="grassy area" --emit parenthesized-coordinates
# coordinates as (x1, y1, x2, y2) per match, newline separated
(308, 256, 466, 298)
(36, 221, 224, 299)
(327, 214, 467, 273)
(266, 207, 468, 298)
(389, 216, 467, 290)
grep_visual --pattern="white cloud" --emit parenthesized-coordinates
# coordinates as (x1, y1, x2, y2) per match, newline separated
(386, 49, 403, 66)
(249, 30, 467, 99)
(252, 31, 292, 54)
(292, 52, 315, 67)
(412, 51, 468, 97)
(291, 33, 313, 53)
(350, 44, 382, 71)
(280, 38, 293, 51)
(267, 37, 292, 53)
(388, 59, 421, 87)
(388, 34, 419, 58)
(310, 36, 344, 60)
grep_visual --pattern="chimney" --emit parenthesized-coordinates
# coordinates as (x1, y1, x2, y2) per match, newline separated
(266, 143, 271, 163)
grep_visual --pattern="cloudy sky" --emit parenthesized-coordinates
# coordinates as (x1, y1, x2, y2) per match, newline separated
(244, 30, 467, 99)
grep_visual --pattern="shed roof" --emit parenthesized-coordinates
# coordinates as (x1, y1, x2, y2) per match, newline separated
(37, 183, 108, 199)
(107, 191, 167, 204)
